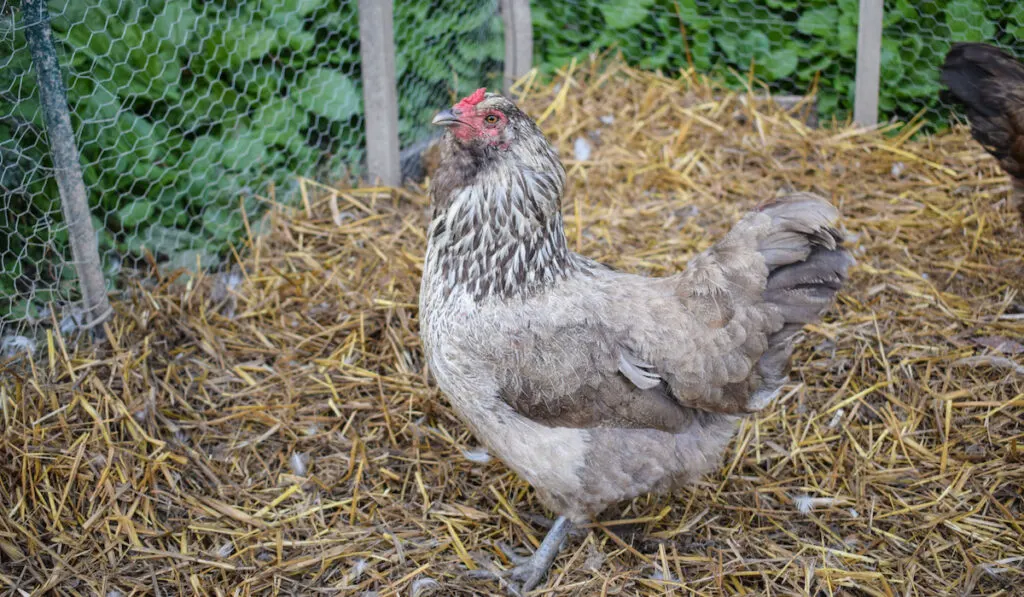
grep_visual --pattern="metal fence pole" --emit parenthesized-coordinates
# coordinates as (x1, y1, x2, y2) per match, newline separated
(853, 0, 883, 126)
(358, 0, 401, 187)
(500, 0, 533, 96)
(22, 0, 111, 330)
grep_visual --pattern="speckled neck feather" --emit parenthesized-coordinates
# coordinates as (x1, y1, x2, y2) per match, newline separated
(424, 107, 578, 302)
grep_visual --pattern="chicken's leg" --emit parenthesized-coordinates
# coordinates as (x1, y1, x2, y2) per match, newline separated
(501, 516, 573, 593)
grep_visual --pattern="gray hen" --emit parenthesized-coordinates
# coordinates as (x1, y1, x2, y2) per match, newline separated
(418, 88, 853, 593)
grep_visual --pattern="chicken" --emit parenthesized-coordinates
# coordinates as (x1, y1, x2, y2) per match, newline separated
(418, 88, 853, 594)
(941, 42, 1024, 224)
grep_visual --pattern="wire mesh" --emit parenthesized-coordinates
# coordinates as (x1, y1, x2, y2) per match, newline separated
(531, 0, 1023, 126)
(881, 0, 1023, 123)
(0, 0, 503, 342)
(1, 0, 1021, 343)
(1, 2, 81, 342)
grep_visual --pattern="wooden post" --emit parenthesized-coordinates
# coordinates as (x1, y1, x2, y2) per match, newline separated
(854, 0, 883, 126)
(500, 0, 533, 96)
(23, 0, 112, 331)
(358, 0, 401, 187)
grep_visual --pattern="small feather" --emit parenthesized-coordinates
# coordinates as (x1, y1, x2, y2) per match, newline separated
(827, 408, 845, 429)
(216, 541, 234, 558)
(792, 495, 839, 514)
(573, 137, 592, 161)
(462, 447, 491, 463)
(618, 350, 661, 390)
(409, 577, 441, 597)
(1, 335, 36, 357)
(350, 558, 369, 581)
(289, 452, 309, 476)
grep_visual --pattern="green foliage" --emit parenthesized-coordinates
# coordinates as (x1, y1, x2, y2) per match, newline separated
(0, 0, 503, 323)
(532, 0, 1024, 126)
(8, 0, 1019, 326)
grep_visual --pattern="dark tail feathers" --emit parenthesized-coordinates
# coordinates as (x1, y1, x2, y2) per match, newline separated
(940, 43, 1024, 191)
(748, 194, 854, 403)
(756, 193, 854, 327)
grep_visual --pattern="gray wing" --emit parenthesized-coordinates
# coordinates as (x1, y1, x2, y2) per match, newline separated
(495, 320, 700, 433)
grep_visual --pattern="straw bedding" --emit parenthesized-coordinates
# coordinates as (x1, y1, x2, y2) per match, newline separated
(1, 58, 1022, 596)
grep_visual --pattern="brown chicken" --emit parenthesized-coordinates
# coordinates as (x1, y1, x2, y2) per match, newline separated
(941, 42, 1024, 224)
(418, 88, 853, 593)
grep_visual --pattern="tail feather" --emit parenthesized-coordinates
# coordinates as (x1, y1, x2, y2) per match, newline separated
(756, 193, 853, 326)
(689, 192, 852, 413)
(940, 43, 1024, 215)
(748, 193, 853, 407)
(941, 44, 1024, 120)
(764, 249, 851, 324)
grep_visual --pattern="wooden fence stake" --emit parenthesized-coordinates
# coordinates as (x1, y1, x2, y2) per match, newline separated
(854, 0, 884, 126)
(23, 0, 112, 332)
(358, 0, 401, 187)
(500, 0, 533, 96)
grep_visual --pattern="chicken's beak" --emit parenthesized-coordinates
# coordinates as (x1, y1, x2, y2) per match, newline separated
(432, 108, 462, 127)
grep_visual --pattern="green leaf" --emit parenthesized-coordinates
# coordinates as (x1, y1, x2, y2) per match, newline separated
(688, 28, 714, 71)
(130, 226, 205, 258)
(201, 207, 245, 241)
(252, 98, 306, 146)
(884, 0, 917, 27)
(834, 0, 860, 57)
(240, 26, 281, 62)
(721, 29, 771, 68)
(763, 46, 799, 80)
(879, 37, 905, 83)
(818, 90, 841, 118)
(219, 128, 270, 173)
(231, 63, 285, 101)
(118, 200, 158, 228)
(457, 30, 505, 62)
(259, 0, 328, 17)
(292, 68, 362, 122)
(797, 7, 838, 37)
(268, 12, 318, 53)
(445, 3, 497, 33)
(153, 1, 198, 50)
(178, 79, 244, 126)
(675, 0, 702, 23)
(598, 0, 655, 30)
(1007, 3, 1024, 38)
(945, 0, 995, 42)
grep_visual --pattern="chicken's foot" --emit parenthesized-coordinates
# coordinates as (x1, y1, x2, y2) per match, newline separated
(498, 516, 573, 594)
(469, 516, 575, 594)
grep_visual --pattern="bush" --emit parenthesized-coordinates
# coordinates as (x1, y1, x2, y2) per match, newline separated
(532, 0, 1024, 125)
(0, 0, 502, 323)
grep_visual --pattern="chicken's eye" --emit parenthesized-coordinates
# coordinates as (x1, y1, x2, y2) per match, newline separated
(484, 114, 500, 125)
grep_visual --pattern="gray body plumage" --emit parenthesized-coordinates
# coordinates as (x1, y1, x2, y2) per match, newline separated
(419, 92, 853, 525)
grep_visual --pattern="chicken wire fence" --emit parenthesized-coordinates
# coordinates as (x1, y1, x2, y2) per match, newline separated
(0, 0, 504, 344)
(0, 0, 1021, 346)
(532, 0, 1023, 124)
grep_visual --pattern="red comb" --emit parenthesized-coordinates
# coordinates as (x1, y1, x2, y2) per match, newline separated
(454, 88, 487, 110)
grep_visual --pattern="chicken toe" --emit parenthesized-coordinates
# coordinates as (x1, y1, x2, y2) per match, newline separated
(500, 516, 573, 594)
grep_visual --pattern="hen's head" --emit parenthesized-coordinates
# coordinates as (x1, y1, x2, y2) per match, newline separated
(432, 88, 539, 153)
(425, 89, 572, 300)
